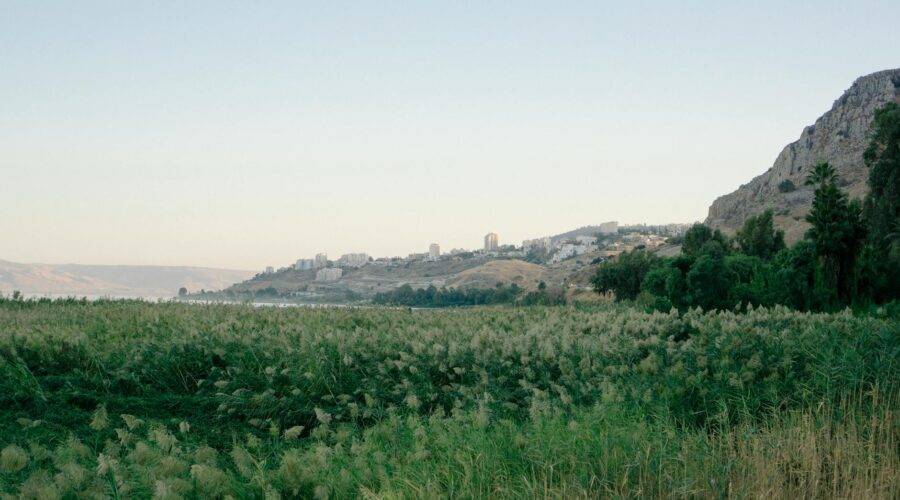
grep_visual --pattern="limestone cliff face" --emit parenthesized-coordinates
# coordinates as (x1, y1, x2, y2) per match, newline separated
(706, 69, 900, 243)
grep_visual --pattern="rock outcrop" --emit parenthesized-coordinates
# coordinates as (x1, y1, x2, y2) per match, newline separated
(706, 69, 900, 243)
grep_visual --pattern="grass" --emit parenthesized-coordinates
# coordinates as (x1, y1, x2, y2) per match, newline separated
(0, 297, 897, 498)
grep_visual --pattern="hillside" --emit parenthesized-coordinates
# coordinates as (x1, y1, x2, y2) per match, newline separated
(0, 259, 254, 298)
(214, 226, 676, 303)
(706, 68, 900, 243)
(445, 260, 549, 290)
(217, 253, 605, 303)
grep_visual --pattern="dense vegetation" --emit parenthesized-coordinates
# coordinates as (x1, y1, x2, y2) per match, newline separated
(593, 103, 900, 313)
(371, 282, 565, 307)
(1, 297, 898, 497)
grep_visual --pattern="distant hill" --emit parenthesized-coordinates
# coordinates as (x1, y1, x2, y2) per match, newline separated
(0, 259, 254, 298)
(707, 68, 900, 243)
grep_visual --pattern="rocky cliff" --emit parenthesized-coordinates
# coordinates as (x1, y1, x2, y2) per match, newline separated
(706, 69, 900, 243)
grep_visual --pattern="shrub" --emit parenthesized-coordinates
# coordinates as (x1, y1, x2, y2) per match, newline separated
(778, 179, 796, 193)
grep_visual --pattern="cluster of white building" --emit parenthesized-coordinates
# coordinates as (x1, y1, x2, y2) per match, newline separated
(522, 237, 551, 252)
(336, 253, 370, 268)
(294, 252, 328, 270)
(315, 267, 343, 282)
(294, 259, 315, 270)
(293, 252, 370, 272)
(257, 220, 684, 278)
(550, 241, 595, 263)
(521, 222, 622, 264)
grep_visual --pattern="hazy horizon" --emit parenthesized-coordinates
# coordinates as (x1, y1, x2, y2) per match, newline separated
(3, 2, 899, 269)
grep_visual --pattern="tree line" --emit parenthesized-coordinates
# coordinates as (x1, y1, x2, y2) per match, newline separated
(372, 282, 566, 307)
(592, 103, 900, 312)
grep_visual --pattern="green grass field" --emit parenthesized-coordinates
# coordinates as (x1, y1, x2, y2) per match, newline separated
(1, 298, 898, 498)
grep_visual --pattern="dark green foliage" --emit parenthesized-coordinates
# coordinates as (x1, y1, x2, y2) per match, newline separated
(618, 217, 841, 312)
(681, 223, 729, 258)
(864, 102, 900, 241)
(778, 179, 796, 193)
(767, 241, 833, 311)
(0, 298, 898, 497)
(724, 254, 769, 309)
(686, 242, 736, 310)
(735, 209, 785, 259)
(805, 163, 866, 305)
(590, 251, 659, 301)
(862, 102, 900, 300)
(640, 264, 685, 311)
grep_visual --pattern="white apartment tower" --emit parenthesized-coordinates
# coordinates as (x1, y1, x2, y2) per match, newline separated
(599, 221, 618, 235)
(315, 267, 343, 282)
(314, 253, 328, 269)
(295, 258, 315, 270)
(484, 232, 499, 252)
(337, 253, 369, 268)
(429, 243, 440, 260)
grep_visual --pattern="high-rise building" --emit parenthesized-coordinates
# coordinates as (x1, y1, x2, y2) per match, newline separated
(264, 266, 275, 274)
(522, 237, 551, 251)
(315, 268, 343, 282)
(484, 232, 499, 252)
(314, 253, 328, 269)
(598, 221, 619, 234)
(294, 258, 315, 270)
(337, 253, 369, 268)
(428, 243, 440, 260)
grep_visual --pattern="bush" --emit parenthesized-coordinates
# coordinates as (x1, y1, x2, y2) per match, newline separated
(778, 179, 796, 193)
(0, 299, 897, 497)
(590, 251, 659, 300)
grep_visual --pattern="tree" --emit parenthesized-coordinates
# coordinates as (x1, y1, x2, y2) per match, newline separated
(805, 162, 866, 305)
(591, 251, 659, 301)
(769, 241, 832, 311)
(685, 241, 736, 310)
(735, 209, 785, 259)
(862, 103, 900, 300)
(640, 263, 685, 311)
(724, 254, 769, 308)
(681, 224, 728, 258)
(864, 103, 900, 242)
(178, 287, 188, 297)
(524, 246, 550, 264)
(778, 179, 796, 193)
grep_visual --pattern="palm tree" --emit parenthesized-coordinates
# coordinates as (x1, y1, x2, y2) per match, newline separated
(805, 162, 837, 187)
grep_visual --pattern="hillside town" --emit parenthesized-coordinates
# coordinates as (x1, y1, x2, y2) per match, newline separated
(254, 221, 694, 283)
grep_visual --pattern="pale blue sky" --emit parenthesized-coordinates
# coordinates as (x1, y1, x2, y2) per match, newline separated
(2, 1, 898, 269)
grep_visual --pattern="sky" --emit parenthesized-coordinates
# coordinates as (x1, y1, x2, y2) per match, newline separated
(2, 1, 899, 270)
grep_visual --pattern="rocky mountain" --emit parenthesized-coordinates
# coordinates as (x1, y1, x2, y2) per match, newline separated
(0, 259, 254, 298)
(706, 69, 900, 243)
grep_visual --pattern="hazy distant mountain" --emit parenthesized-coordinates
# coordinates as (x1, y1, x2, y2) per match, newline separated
(0, 259, 255, 298)
(707, 68, 900, 243)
